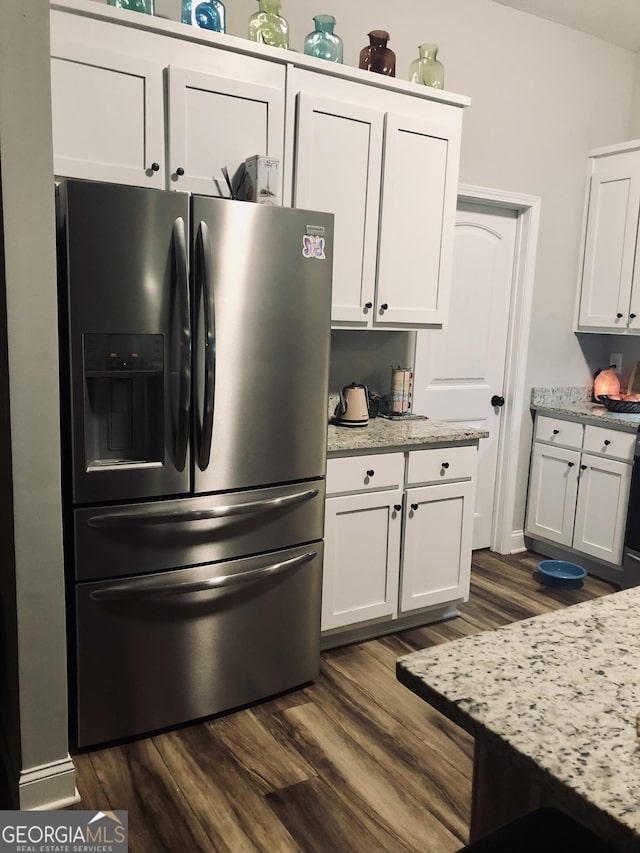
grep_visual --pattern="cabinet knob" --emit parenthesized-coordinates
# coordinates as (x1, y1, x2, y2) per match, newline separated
(580, 464, 587, 470)
(631, 313, 637, 320)
(553, 429, 560, 435)
(567, 461, 575, 467)
(441, 462, 450, 469)
(394, 504, 402, 512)
(150, 162, 160, 172)
(410, 503, 419, 511)
(491, 395, 505, 407)
(364, 302, 373, 309)
(176, 167, 185, 176)
(380, 303, 389, 311)
(616, 312, 624, 318)
(366, 469, 374, 477)
(604, 439, 611, 446)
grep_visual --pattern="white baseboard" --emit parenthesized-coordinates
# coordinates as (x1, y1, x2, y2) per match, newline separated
(18, 755, 79, 810)
(509, 530, 527, 554)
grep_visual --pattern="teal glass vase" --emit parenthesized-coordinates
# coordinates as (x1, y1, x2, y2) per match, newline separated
(181, 0, 226, 32)
(107, 0, 154, 14)
(409, 43, 445, 89)
(304, 15, 343, 63)
(248, 0, 289, 49)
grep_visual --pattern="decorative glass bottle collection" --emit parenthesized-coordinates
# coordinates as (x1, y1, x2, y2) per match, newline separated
(409, 43, 445, 89)
(304, 15, 343, 63)
(109, 0, 446, 91)
(248, 0, 289, 49)
(181, 0, 226, 32)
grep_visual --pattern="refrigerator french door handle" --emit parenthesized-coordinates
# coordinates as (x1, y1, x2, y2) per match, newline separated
(173, 217, 191, 472)
(86, 487, 320, 527)
(196, 220, 216, 471)
(88, 550, 318, 601)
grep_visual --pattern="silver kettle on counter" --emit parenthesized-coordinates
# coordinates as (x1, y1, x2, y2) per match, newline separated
(334, 382, 369, 427)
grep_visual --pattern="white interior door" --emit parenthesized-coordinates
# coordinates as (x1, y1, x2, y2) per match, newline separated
(413, 202, 518, 549)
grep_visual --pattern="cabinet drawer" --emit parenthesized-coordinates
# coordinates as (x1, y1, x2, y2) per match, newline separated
(583, 425, 636, 461)
(406, 445, 477, 486)
(326, 453, 405, 495)
(534, 415, 584, 449)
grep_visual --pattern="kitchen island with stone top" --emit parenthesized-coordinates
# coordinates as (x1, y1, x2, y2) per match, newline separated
(396, 586, 640, 852)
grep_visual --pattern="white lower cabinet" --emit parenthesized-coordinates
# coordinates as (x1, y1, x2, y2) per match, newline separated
(525, 414, 634, 565)
(322, 445, 477, 638)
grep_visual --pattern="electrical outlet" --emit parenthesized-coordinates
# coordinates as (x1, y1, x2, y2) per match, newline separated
(610, 352, 623, 374)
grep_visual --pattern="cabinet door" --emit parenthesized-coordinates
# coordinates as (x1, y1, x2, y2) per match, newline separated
(322, 490, 402, 631)
(399, 480, 474, 612)
(573, 454, 631, 564)
(167, 66, 284, 196)
(578, 167, 640, 331)
(376, 111, 461, 326)
(50, 40, 165, 187)
(294, 94, 383, 326)
(525, 444, 579, 546)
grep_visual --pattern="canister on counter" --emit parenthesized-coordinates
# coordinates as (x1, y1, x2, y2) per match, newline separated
(390, 367, 413, 414)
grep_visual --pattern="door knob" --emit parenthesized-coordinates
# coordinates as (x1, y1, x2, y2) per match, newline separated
(150, 162, 160, 172)
(176, 167, 185, 176)
(491, 395, 505, 407)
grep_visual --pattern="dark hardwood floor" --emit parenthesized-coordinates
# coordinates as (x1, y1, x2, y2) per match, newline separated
(64, 549, 615, 852)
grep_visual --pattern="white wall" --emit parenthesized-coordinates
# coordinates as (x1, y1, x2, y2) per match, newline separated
(0, 0, 76, 808)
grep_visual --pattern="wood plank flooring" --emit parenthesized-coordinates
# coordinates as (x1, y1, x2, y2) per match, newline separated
(65, 549, 615, 852)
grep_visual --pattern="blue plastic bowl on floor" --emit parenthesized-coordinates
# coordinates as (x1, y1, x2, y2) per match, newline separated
(537, 559, 587, 589)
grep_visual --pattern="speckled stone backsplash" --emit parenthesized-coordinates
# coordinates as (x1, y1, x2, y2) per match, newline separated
(530, 386, 592, 407)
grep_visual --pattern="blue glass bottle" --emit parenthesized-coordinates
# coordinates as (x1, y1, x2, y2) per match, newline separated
(108, 0, 154, 14)
(181, 0, 226, 33)
(304, 15, 343, 63)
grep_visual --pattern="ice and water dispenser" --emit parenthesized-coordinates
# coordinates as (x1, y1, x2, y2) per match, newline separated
(82, 332, 164, 469)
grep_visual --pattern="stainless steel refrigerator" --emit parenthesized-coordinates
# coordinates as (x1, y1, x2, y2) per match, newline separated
(56, 179, 333, 748)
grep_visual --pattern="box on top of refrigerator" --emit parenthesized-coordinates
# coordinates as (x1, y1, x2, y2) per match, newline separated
(244, 155, 280, 206)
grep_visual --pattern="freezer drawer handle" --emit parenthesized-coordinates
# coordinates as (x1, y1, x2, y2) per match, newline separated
(195, 220, 216, 472)
(86, 488, 320, 527)
(173, 216, 191, 472)
(88, 550, 318, 600)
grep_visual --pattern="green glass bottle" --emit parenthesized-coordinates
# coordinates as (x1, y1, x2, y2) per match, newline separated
(107, 0, 154, 14)
(248, 0, 289, 49)
(304, 15, 343, 63)
(409, 43, 445, 89)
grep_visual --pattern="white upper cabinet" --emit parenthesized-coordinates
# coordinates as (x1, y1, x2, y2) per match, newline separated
(294, 94, 383, 325)
(50, 40, 165, 187)
(50, 8, 285, 196)
(576, 141, 640, 334)
(166, 66, 284, 196)
(288, 67, 465, 329)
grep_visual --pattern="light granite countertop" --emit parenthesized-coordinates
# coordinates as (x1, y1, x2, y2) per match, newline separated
(327, 417, 488, 455)
(531, 386, 640, 432)
(397, 588, 640, 851)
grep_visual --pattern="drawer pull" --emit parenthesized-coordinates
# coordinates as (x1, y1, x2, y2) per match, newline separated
(394, 504, 402, 512)
(410, 503, 419, 511)
(604, 439, 611, 446)
(441, 462, 450, 469)
(553, 429, 560, 435)
(366, 469, 375, 477)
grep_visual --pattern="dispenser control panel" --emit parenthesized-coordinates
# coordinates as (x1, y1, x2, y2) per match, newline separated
(83, 333, 163, 374)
